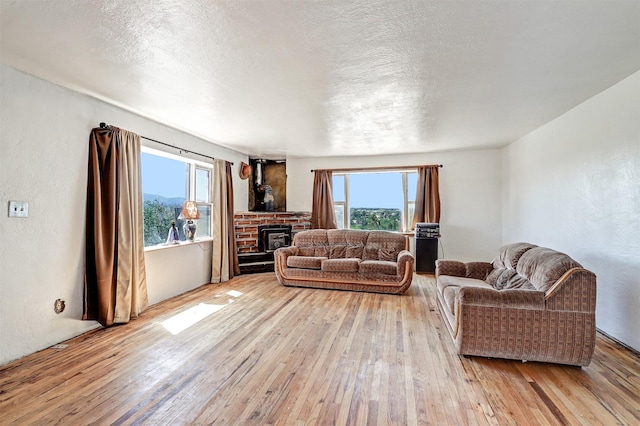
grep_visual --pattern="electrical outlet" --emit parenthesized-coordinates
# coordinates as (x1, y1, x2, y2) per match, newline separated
(8, 201, 29, 218)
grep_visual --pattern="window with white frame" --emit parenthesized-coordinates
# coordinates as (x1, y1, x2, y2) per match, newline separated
(333, 170, 418, 232)
(141, 147, 212, 247)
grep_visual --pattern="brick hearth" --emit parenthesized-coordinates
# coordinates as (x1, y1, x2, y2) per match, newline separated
(234, 211, 312, 254)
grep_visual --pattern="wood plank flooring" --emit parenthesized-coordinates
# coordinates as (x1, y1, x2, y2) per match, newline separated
(1, 273, 638, 425)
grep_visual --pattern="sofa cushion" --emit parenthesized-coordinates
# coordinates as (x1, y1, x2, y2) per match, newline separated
(496, 269, 522, 289)
(293, 230, 330, 257)
(325, 229, 369, 259)
(326, 229, 350, 243)
(345, 230, 369, 258)
(327, 229, 348, 258)
(486, 242, 537, 287)
(345, 245, 365, 258)
(437, 275, 494, 314)
(491, 242, 537, 270)
(363, 247, 400, 261)
(362, 231, 406, 261)
(359, 260, 397, 276)
(485, 268, 503, 286)
(503, 274, 536, 290)
(330, 245, 347, 259)
(321, 258, 361, 273)
(485, 268, 538, 290)
(517, 247, 582, 292)
(287, 255, 327, 270)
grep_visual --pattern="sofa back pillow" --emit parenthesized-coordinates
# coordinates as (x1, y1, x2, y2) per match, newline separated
(363, 231, 406, 261)
(345, 229, 369, 258)
(326, 229, 369, 259)
(293, 230, 330, 257)
(486, 242, 537, 287)
(327, 229, 349, 258)
(516, 247, 583, 292)
(492, 242, 538, 270)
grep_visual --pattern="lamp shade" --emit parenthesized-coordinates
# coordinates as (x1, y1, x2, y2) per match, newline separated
(178, 201, 200, 220)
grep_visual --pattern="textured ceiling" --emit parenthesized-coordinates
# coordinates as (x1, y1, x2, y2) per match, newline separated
(1, 1, 639, 158)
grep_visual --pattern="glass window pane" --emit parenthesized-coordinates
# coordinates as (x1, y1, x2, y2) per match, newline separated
(195, 204, 211, 239)
(334, 204, 345, 229)
(348, 172, 403, 231)
(141, 152, 188, 246)
(332, 175, 345, 201)
(407, 172, 418, 202)
(196, 168, 210, 202)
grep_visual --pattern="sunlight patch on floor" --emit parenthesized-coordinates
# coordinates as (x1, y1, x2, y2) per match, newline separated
(161, 302, 231, 335)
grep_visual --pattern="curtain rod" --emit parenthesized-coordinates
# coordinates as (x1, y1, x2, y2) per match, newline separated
(99, 122, 233, 165)
(310, 164, 443, 173)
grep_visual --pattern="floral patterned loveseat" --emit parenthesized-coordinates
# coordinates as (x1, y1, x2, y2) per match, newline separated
(274, 229, 414, 294)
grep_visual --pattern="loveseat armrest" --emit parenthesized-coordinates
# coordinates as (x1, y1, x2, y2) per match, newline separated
(397, 250, 415, 273)
(457, 287, 545, 310)
(435, 260, 466, 279)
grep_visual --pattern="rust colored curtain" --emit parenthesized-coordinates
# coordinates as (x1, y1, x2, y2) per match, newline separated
(311, 170, 337, 229)
(212, 159, 240, 282)
(84, 127, 148, 327)
(412, 165, 441, 228)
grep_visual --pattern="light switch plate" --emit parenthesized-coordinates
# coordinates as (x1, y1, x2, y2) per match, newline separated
(9, 201, 29, 218)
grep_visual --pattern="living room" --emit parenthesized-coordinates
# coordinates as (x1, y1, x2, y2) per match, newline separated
(1, 1, 638, 424)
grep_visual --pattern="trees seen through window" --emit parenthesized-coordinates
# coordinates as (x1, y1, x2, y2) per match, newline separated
(333, 171, 417, 232)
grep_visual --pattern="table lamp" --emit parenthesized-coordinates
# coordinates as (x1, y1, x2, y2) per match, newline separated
(178, 201, 200, 241)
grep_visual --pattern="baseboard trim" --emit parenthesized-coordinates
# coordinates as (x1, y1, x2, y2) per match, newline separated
(596, 328, 640, 356)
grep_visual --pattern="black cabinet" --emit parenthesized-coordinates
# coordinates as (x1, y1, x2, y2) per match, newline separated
(415, 223, 439, 273)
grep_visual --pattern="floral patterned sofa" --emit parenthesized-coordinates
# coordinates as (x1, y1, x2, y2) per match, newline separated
(435, 242, 597, 366)
(274, 229, 414, 294)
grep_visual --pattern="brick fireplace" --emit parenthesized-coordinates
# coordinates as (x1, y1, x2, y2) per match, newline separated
(234, 211, 312, 273)
(234, 211, 312, 254)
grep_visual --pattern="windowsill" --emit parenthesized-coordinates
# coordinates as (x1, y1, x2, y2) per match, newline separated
(144, 237, 214, 252)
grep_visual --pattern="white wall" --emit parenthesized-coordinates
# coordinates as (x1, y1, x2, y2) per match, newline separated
(5, 58, 636, 363)
(503, 71, 640, 351)
(287, 149, 503, 262)
(0, 64, 248, 365)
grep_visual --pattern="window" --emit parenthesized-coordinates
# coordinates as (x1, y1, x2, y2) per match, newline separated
(195, 168, 210, 202)
(333, 170, 417, 232)
(333, 174, 346, 229)
(141, 147, 212, 247)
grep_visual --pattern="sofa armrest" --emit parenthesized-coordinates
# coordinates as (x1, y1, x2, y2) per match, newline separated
(464, 262, 493, 280)
(274, 246, 298, 260)
(274, 246, 298, 282)
(545, 268, 596, 312)
(457, 287, 545, 310)
(435, 260, 466, 279)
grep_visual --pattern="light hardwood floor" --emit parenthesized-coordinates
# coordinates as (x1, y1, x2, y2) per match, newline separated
(1, 273, 638, 425)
